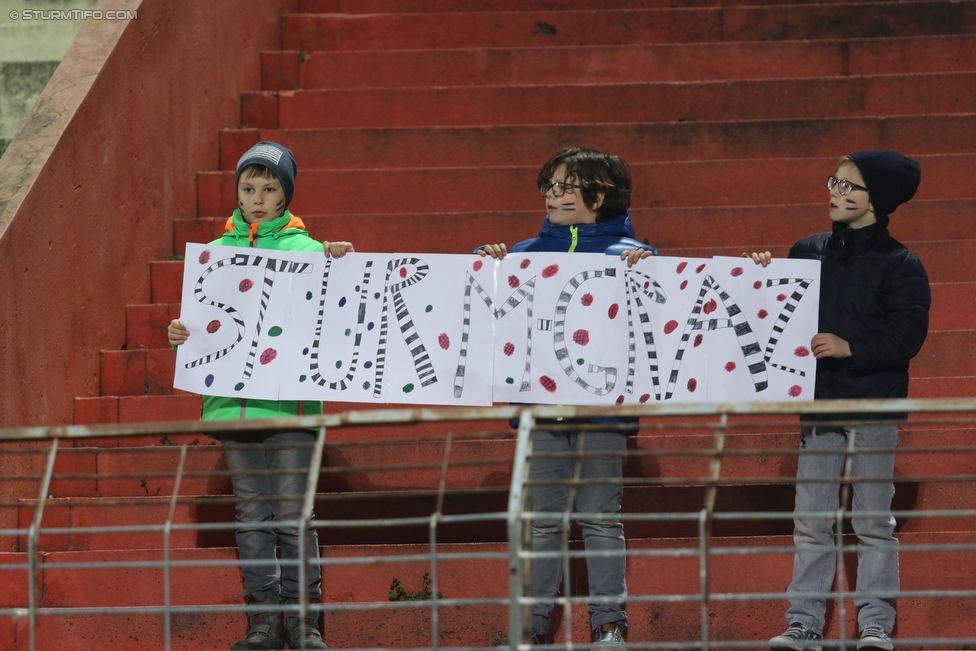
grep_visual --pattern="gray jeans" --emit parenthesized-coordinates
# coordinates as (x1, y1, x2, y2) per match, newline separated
(528, 430, 628, 636)
(222, 430, 323, 601)
(786, 424, 899, 634)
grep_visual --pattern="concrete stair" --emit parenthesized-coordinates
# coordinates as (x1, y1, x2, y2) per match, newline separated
(3, 531, 976, 649)
(26, 0, 976, 648)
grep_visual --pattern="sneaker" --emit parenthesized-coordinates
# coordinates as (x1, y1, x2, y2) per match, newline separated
(282, 598, 328, 650)
(857, 626, 893, 651)
(592, 624, 626, 651)
(231, 592, 283, 651)
(769, 622, 823, 651)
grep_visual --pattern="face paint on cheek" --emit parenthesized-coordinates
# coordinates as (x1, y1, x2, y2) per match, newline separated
(276, 200, 285, 211)
(845, 199, 859, 210)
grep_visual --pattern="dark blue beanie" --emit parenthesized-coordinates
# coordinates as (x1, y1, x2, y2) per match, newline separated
(235, 141, 298, 207)
(847, 150, 921, 220)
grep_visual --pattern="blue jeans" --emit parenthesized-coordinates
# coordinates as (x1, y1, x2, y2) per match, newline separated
(222, 430, 323, 601)
(786, 424, 899, 635)
(528, 430, 628, 636)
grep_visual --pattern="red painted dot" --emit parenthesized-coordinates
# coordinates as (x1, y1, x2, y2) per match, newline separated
(198, 250, 211, 264)
(731, 267, 744, 277)
(687, 378, 698, 392)
(703, 298, 717, 314)
(664, 320, 679, 334)
(753, 281, 763, 290)
(693, 334, 704, 348)
(508, 275, 520, 288)
(438, 333, 450, 350)
(542, 264, 559, 278)
(581, 293, 594, 306)
(473, 260, 483, 271)
(572, 329, 590, 346)
(758, 309, 769, 319)
(777, 294, 787, 302)
(239, 279, 254, 292)
(259, 348, 277, 365)
(794, 346, 811, 357)
(789, 385, 803, 397)
(677, 261, 688, 273)
(608, 303, 619, 319)
(539, 375, 557, 392)
(206, 320, 221, 334)
(680, 280, 688, 290)
(399, 267, 408, 278)
(520, 258, 531, 269)
(725, 361, 736, 372)
(696, 264, 706, 273)
(639, 393, 651, 404)
(643, 281, 650, 289)
(615, 395, 625, 405)
(503, 342, 515, 356)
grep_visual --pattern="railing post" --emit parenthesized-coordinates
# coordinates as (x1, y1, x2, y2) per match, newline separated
(699, 413, 727, 651)
(163, 445, 188, 651)
(27, 437, 59, 651)
(509, 409, 535, 650)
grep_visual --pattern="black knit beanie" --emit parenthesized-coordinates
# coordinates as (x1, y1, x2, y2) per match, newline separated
(847, 150, 921, 220)
(235, 141, 298, 207)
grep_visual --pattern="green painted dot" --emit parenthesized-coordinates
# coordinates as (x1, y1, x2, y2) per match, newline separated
(344, 328, 352, 336)
(363, 381, 371, 390)
(305, 291, 313, 300)
(506, 377, 514, 384)
(355, 285, 361, 292)
(335, 360, 343, 369)
(425, 305, 433, 313)
(374, 292, 381, 299)
(268, 326, 283, 337)
(299, 375, 307, 382)
(576, 358, 585, 366)
(402, 383, 415, 393)
(234, 382, 245, 391)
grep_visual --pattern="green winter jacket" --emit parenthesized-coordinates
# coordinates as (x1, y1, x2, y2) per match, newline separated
(201, 209, 325, 423)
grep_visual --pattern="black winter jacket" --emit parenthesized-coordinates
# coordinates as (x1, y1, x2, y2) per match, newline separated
(789, 217, 930, 420)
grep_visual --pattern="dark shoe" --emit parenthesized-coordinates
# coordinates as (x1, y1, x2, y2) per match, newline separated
(231, 591, 283, 650)
(283, 598, 328, 650)
(593, 624, 626, 651)
(857, 626, 893, 651)
(769, 622, 823, 651)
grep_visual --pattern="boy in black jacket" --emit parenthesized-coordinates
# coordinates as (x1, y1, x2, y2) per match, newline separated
(753, 151, 930, 651)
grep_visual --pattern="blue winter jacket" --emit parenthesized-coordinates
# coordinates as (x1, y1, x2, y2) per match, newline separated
(477, 212, 659, 432)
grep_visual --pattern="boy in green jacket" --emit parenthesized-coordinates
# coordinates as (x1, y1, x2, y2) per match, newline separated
(169, 142, 352, 650)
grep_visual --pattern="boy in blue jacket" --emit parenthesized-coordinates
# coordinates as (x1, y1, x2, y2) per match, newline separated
(478, 146, 657, 649)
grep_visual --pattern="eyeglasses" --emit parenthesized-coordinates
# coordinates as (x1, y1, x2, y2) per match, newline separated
(539, 181, 581, 198)
(827, 176, 868, 196)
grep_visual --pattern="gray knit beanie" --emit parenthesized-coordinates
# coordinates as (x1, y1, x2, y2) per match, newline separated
(847, 150, 921, 220)
(235, 141, 298, 207)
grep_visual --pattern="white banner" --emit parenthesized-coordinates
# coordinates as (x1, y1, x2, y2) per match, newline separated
(174, 244, 820, 406)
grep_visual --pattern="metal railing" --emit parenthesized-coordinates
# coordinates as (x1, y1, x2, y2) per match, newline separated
(1, 398, 974, 651)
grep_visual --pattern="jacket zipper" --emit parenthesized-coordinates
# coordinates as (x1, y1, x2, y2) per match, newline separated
(568, 225, 579, 252)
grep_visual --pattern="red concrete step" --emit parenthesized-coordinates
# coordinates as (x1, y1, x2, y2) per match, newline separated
(197, 154, 976, 217)
(177, 200, 976, 258)
(262, 34, 976, 90)
(18, 473, 974, 552)
(125, 303, 181, 350)
(242, 73, 976, 129)
(19, 427, 975, 499)
(73, 395, 203, 427)
(302, 0, 864, 11)
(7, 532, 975, 650)
(282, 4, 976, 51)
(218, 114, 976, 171)
(671, 239, 976, 285)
